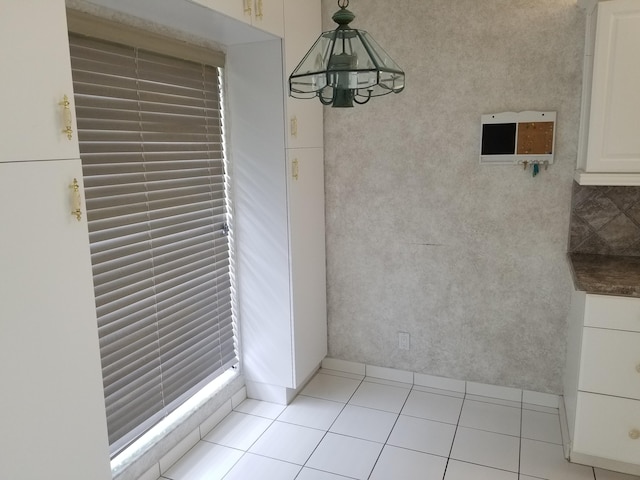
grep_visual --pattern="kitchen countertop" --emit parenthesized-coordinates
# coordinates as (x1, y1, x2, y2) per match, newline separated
(568, 253, 640, 298)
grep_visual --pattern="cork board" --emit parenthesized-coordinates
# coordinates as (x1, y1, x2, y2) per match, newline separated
(517, 121, 554, 155)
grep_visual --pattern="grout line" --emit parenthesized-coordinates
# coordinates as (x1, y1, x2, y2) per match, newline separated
(441, 388, 467, 480)
(296, 375, 366, 477)
(518, 389, 523, 477)
(365, 384, 412, 479)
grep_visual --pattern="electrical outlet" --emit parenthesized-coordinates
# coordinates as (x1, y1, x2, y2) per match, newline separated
(398, 332, 410, 350)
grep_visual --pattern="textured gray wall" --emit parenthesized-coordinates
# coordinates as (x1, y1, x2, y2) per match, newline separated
(322, 0, 586, 394)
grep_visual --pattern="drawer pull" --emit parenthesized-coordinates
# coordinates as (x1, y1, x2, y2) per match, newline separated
(630, 429, 640, 440)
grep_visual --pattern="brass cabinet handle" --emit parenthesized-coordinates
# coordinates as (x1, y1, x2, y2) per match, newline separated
(256, 0, 263, 19)
(290, 116, 298, 138)
(70, 178, 82, 221)
(629, 429, 640, 440)
(243, 0, 251, 15)
(59, 95, 73, 140)
(292, 158, 299, 181)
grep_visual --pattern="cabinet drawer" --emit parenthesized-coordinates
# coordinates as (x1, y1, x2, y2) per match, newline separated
(573, 392, 640, 464)
(585, 294, 640, 332)
(579, 327, 640, 400)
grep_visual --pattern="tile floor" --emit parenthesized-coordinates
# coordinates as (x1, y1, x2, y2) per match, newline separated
(159, 369, 640, 480)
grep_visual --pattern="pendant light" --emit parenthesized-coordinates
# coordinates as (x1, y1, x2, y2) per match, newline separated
(288, 0, 405, 108)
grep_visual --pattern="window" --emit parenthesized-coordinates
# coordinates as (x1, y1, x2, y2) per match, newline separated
(68, 23, 236, 456)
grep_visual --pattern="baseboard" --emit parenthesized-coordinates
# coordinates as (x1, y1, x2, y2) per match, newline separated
(570, 451, 640, 476)
(321, 357, 561, 408)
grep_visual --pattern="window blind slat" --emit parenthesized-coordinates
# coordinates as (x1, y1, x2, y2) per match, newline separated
(70, 31, 235, 456)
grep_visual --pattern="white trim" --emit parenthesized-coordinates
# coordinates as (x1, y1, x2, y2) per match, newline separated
(570, 451, 640, 476)
(574, 169, 640, 186)
(414, 373, 466, 394)
(321, 357, 562, 408)
(523, 390, 560, 408)
(366, 365, 413, 384)
(467, 381, 522, 402)
(559, 396, 572, 459)
(321, 357, 366, 375)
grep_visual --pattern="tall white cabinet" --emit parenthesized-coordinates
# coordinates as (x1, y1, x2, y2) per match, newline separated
(228, 0, 326, 403)
(575, 0, 640, 185)
(0, 2, 111, 480)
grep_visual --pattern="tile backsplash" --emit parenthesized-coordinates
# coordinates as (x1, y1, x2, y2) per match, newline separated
(569, 182, 640, 256)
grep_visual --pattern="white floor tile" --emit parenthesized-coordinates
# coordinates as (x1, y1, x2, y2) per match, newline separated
(301, 373, 361, 403)
(203, 412, 272, 450)
(222, 453, 301, 480)
(595, 468, 640, 479)
(369, 445, 447, 480)
(348, 381, 410, 413)
(387, 414, 456, 457)
(401, 389, 463, 424)
(233, 399, 286, 419)
(329, 404, 397, 443)
(444, 459, 518, 480)
(459, 399, 521, 436)
(295, 468, 353, 480)
(248, 421, 324, 465)
(277, 395, 344, 430)
(522, 409, 562, 444)
(305, 433, 383, 480)
(520, 438, 595, 480)
(450, 426, 520, 473)
(162, 442, 243, 480)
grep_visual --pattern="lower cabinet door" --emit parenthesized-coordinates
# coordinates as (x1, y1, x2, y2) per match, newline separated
(579, 327, 640, 401)
(0, 160, 111, 480)
(573, 391, 640, 464)
(287, 148, 327, 386)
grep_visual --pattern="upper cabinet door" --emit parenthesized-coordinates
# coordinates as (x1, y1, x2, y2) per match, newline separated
(584, 0, 640, 173)
(252, 0, 285, 37)
(193, 0, 284, 36)
(193, 0, 248, 24)
(0, 0, 80, 162)
(283, 0, 323, 149)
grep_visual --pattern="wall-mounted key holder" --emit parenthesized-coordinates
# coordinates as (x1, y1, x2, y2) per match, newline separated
(480, 111, 556, 168)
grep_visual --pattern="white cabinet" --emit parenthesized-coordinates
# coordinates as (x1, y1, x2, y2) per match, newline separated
(564, 292, 640, 475)
(288, 148, 327, 386)
(0, 3, 111, 478)
(0, 161, 111, 480)
(575, 0, 640, 185)
(0, 0, 79, 162)
(228, 37, 327, 403)
(193, 0, 284, 36)
(283, 0, 323, 149)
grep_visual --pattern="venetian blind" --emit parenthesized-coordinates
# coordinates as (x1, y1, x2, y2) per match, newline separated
(68, 32, 236, 455)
